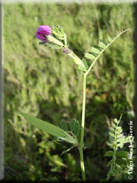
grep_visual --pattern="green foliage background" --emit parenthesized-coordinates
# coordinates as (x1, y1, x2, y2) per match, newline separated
(3, 3, 135, 181)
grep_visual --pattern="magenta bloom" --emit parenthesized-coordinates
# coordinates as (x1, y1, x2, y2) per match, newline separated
(35, 25, 51, 43)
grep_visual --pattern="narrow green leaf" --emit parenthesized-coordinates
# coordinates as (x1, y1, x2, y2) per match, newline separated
(117, 134, 123, 139)
(78, 64, 87, 72)
(81, 58, 88, 69)
(115, 163, 122, 169)
(116, 128, 122, 134)
(115, 159, 128, 166)
(117, 136, 125, 142)
(60, 120, 67, 131)
(61, 145, 75, 156)
(68, 53, 87, 72)
(70, 118, 76, 132)
(107, 159, 114, 167)
(84, 53, 96, 60)
(104, 151, 113, 157)
(112, 122, 116, 128)
(116, 126, 122, 130)
(74, 121, 80, 136)
(20, 113, 77, 145)
(116, 151, 128, 158)
(109, 127, 115, 133)
(117, 143, 124, 148)
(99, 40, 107, 49)
(109, 132, 115, 137)
(114, 118, 119, 124)
(106, 141, 112, 147)
(60, 27, 65, 34)
(107, 36, 113, 43)
(91, 47, 100, 54)
(109, 136, 114, 142)
(49, 177, 59, 182)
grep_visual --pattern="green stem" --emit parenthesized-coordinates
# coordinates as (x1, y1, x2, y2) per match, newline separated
(80, 73, 86, 146)
(79, 73, 86, 181)
(79, 147, 86, 181)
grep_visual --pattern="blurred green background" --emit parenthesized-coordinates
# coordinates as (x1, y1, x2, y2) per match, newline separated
(3, 3, 135, 181)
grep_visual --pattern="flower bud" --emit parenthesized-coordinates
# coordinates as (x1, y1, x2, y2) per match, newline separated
(35, 25, 51, 43)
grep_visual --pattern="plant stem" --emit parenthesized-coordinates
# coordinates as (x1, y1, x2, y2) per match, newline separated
(79, 73, 86, 181)
(80, 73, 86, 147)
(79, 147, 86, 181)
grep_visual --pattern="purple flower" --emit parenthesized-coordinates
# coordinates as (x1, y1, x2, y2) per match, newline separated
(35, 25, 51, 43)
(122, 132, 126, 136)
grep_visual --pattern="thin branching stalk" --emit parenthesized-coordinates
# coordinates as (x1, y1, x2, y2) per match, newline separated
(85, 29, 130, 76)
(78, 29, 130, 181)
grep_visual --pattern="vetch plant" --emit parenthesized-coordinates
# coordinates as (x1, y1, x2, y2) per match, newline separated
(104, 116, 135, 181)
(20, 25, 129, 181)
